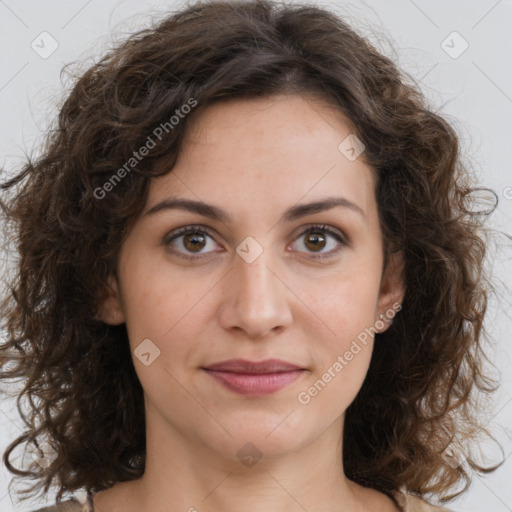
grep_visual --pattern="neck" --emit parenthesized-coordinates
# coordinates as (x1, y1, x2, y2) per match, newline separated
(128, 415, 364, 512)
(92, 406, 401, 512)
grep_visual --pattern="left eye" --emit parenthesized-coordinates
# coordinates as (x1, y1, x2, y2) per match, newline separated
(289, 224, 347, 259)
(163, 224, 346, 260)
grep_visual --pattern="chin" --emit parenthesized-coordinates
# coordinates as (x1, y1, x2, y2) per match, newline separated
(207, 412, 316, 461)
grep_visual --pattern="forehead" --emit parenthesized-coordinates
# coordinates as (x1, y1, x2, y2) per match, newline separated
(147, 94, 376, 223)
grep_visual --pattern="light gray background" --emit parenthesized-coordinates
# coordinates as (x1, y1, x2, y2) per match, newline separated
(1, 1, 511, 511)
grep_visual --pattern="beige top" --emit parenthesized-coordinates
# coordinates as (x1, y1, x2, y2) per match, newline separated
(31, 491, 455, 511)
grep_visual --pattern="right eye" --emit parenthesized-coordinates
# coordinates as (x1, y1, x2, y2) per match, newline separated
(163, 225, 223, 260)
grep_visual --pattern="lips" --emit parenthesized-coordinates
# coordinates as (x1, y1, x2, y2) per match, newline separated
(203, 358, 303, 374)
(202, 358, 306, 396)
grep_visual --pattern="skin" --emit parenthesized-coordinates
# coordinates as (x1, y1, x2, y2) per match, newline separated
(96, 93, 405, 512)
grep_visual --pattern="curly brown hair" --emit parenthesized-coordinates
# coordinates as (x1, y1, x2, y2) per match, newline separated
(0, 0, 507, 507)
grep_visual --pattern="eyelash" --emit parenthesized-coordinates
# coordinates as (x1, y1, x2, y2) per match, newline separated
(162, 224, 348, 262)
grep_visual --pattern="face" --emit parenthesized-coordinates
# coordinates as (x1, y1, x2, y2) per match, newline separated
(99, 94, 404, 466)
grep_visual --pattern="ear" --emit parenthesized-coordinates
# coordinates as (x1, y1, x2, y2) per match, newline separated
(376, 250, 405, 333)
(95, 273, 126, 325)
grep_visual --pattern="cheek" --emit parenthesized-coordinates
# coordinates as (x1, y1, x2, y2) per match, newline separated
(300, 270, 380, 341)
(118, 257, 217, 389)
(297, 306, 376, 414)
(295, 270, 379, 399)
(118, 249, 206, 342)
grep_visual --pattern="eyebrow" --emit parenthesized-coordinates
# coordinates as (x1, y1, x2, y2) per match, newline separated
(143, 196, 366, 223)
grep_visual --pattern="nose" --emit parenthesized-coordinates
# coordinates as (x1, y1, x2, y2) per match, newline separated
(218, 248, 294, 340)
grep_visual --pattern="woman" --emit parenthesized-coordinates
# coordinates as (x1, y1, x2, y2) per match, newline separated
(0, 1, 504, 511)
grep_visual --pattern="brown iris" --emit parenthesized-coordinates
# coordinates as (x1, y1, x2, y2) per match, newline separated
(183, 232, 207, 252)
(303, 231, 326, 252)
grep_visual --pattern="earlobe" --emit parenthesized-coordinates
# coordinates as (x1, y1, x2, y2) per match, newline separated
(95, 274, 126, 325)
(376, 250, 405, 331)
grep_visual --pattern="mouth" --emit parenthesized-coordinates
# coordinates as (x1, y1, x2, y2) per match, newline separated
(201, 358, 307, 396)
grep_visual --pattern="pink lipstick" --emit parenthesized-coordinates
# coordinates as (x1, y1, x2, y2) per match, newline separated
(202, 358, 305, 396)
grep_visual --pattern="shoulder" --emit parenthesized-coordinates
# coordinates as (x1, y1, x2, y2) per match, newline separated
(30, 498, 87, 512)
(400, 493, 455, 512)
